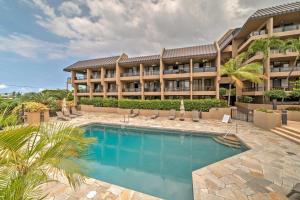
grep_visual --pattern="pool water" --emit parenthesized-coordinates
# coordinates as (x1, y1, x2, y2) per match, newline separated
(79, 124, 247, 200)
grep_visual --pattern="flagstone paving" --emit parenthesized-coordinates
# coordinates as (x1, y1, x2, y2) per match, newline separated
(46, 112, 300, 200)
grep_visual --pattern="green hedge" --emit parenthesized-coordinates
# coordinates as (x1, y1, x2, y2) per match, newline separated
(80, 98, 226, 112)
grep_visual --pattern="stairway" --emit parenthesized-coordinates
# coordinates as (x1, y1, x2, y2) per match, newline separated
(271, 122, 300, 144)
(213, 135, 242, 148)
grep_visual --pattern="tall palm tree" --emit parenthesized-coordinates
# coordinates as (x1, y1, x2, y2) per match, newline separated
(221, 53, 264, 106)
(0, 121, 95, 199)
(283, 37, 300, 90)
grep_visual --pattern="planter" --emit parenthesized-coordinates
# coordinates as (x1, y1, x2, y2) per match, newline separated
(24, 111, 49, 124)
(79, 104, 231, 119)
(287, 111, 300, 122)
(253, 110, 281, 130)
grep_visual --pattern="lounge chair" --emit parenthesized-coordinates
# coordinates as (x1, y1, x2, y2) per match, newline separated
(150, 110, 159, 119)
(71, 107, 83, 116)
(129, 109, 139, 118)
(63, 109, 77, 118)
(168, 109, 176, 120)
(56, 111, 70, 121)
(192, 110, 200, 122)
(287, 183, 300, 197)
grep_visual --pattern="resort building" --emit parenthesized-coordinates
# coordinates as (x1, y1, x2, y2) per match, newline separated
(64, 2, 300, 104)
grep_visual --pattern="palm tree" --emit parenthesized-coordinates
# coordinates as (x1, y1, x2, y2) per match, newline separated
(248, 37, 284, 62)
(221, 53, 264, 106)
(0, 121, 95, 199)
(283, 37, 300, 90)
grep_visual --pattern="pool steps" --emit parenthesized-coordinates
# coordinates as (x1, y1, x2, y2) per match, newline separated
(213, 135, 242, 148)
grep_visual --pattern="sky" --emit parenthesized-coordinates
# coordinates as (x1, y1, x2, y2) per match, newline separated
(0, 0, 296, 93)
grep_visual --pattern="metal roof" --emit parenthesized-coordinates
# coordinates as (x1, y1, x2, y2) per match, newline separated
(249, 1, 300, 20)
(64, 56, 120, 71)
(119, 54, 160, 65)
(218, 28, 240, 50)
(162, 44, 217, 59)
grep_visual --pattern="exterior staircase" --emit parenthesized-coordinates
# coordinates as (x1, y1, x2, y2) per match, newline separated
(271, 121, 300, 144)
(213, 135, 242, 148)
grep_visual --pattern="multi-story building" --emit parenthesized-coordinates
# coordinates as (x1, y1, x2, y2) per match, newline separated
(64, 2, 300, 104)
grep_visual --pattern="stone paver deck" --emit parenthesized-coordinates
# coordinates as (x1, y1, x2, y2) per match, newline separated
(47, 112, 300, 200)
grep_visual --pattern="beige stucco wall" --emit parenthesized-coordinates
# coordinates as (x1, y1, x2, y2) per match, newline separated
(236, 102, 300, 110)
(253, 110, 281, 130)
(25, 111, 49, 125)
(287, 111, 300, 122)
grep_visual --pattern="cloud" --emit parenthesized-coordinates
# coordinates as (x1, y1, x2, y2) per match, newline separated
(58, 1, 82, 17)
(0, 84, 7, 89)
(20, 0, 298, 59)
(0, 33, 67, 59)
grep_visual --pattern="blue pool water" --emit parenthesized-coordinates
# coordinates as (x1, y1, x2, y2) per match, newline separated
(79, 124, 247, 200)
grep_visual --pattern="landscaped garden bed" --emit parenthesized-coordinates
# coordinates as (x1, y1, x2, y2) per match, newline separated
(253, 109, 281, 130)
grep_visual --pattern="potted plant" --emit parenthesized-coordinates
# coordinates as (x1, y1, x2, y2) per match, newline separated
(264, 89, 287, 110)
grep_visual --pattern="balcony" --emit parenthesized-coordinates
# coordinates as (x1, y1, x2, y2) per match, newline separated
(105, 73, 116, 78)
(242, 87, 264, 96)
(91, 73, 101, 79)
(165, 87, 190, 92)
(144, 87, 161, 92)
(73, 75, 87, 83)
(164, 69, 190, 74)
(193, 86, 216, 91)
(144, 71, 160, 76)
(271, 86, 294, 91)
(93, 88, 103, 93)
(271, 66, 300, 72)
(107, 88, 117, 93)
(123, 88, 141, 92)
(77, 88, 90, 96)
(121, 71, 140, 77)
(273, 24, 300, 33)
(193, 67, 217, 72)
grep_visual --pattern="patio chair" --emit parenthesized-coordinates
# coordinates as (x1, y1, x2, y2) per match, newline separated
(150, 110, 159, 119)
(63, 109, 77, 118)
(168, 109, 176, 120)
(56, 111, 70, 121)
(129, 109, 139, 118)
(71, 107, 83, 116)
(287, 183, 300, 198)
(192, 110, 200, 122)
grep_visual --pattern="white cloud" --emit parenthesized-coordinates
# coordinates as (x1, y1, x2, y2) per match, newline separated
(0, 84, 7, 89)
(58, 1, 82, 17)
(0, 33, 67, 59)
(17, 0, 298, 59)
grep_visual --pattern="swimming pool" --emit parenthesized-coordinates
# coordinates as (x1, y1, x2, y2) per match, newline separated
(80, 124, 247, 200)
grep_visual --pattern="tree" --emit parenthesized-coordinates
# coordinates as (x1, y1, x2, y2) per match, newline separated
(264, 89, 287, 102)
(0, 122, 95, 199)
(289, 79, 300, 103)
(221, 53, 264, 106)
(248, 37, 284, 62)
(283, 37, 300, 90)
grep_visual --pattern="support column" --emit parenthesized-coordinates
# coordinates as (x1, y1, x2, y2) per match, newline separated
(265, 17, 273, 93)
(190, 58, 193, 100)
(86, 69, 92, 98)
(101, 67, 106, 98)
(215, 41, 221, 99)
(160, 48, 165, 100)
(140, 63, 145, 100)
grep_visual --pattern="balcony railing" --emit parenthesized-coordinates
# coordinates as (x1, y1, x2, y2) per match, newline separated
(273, 24, 300, 33)
(91, 74, 101, 79)
(107, 88, 117, 92)
(242, 87, 264, 92)
(121, 71, 140, 77)
(165, 87, 190, 92)
(93, 88, 103, 93)
(272, 86, 294, 91)
(105, 73, 115, 78)
(193, 86, 216, 91)
(271, 66, 300, 72)
(164, 69, 190, 74)
(123, 88, 141, 92)
(75, 76, 86, 80)
(144, 71, 160, 76)
(144, 87, 161, 92)
(193, 67, 217, 72)
(78, 88, 89, 93)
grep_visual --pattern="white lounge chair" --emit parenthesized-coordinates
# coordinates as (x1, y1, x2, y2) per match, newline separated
(168, 109, 176, 120)
(192, 110, 199, 122)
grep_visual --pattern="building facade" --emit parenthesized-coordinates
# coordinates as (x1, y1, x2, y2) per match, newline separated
(64, 2, 300, 104)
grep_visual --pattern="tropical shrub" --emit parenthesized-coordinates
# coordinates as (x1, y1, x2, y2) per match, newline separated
(0, 123, 95, 199)
(240, 96, 254, 103)
(13, 102, 48, 114)
(264, 90, 287, 101)
(256, 108, 273, 113)
(81, 98, 227, 112)
(285, 107, 300, 112)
